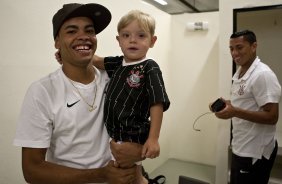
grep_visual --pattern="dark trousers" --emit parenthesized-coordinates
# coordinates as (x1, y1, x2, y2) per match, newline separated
(230, 141, 278, 184)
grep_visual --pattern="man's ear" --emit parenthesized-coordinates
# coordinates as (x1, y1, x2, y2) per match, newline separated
(54, 37, 60, 49)
(251, 41, 257, 53)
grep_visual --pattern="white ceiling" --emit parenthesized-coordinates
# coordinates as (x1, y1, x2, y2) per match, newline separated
(142, 0, 219, 14)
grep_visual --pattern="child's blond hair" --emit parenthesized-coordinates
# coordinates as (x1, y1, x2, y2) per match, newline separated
(117, 10, 155, 36)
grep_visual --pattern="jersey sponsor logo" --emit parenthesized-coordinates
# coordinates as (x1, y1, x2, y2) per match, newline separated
(67, 100, 80, 108)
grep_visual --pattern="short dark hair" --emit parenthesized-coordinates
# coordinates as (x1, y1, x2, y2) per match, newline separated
(230, 30, 257, 44)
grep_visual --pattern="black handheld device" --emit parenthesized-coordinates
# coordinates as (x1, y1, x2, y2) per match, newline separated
(211, 98, 226, 112)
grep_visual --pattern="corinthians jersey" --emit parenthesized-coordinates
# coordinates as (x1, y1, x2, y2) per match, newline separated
(104, 56, 170, 144)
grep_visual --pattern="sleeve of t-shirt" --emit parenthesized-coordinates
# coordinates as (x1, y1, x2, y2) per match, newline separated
(13, 82, 52, 148)
(145, 60, 170, 112)
(104, 56, 123, 78)
(252, 70, 281, 107)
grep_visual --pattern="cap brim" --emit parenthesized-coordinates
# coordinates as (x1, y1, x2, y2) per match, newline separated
(66, 4, 111, 35)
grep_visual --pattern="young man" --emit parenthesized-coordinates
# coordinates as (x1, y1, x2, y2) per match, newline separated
(210, 30, 281, 184)
(13, 3, 141, 184)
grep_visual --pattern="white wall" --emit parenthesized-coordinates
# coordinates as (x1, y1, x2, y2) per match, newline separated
(167, 12, 219, 165)
(217, 1, 282, 184)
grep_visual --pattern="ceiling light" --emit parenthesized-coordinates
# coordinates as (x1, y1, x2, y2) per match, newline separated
(153, 0, 167, 5)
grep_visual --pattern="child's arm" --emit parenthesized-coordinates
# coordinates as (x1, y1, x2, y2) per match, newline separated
(142, 103, 164, 159)
(92, 55, 105, 70)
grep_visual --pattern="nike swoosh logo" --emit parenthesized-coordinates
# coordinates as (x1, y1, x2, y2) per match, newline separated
(67, 100, 80, 108)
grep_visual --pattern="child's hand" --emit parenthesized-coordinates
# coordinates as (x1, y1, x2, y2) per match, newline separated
(141, 138, 160, 159)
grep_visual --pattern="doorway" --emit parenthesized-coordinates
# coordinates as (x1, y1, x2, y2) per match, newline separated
(232, 4, 282, 184)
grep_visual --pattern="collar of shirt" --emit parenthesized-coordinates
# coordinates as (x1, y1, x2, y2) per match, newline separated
(232, 56, 260, 81)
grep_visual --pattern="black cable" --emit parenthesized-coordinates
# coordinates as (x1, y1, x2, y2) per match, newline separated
(193, 111, 213, 131)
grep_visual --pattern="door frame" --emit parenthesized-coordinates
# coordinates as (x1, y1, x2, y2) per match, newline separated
(232, 4, 282, 75)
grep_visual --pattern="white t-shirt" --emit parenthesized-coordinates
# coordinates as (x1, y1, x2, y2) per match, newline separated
(14, 67, 111, 172)
(231, 57, 281, 160)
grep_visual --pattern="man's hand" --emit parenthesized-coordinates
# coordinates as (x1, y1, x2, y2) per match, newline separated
(104, 160, 136, 184)
(110, 140, 144, 168)
(214, 100, 233, 119)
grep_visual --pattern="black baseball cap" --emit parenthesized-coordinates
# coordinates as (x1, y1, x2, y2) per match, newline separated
(52, 3, 111, 40)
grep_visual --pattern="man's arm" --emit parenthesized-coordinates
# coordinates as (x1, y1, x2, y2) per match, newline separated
(22, 147, 136, 184)
(231, 102, 279, 125)
(92, 55, 105, 70)
(110, 141, 144, 168)
(215, 101, 279, 125)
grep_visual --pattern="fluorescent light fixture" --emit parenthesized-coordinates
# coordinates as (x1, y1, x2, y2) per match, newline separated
(153, 0, 168, 5)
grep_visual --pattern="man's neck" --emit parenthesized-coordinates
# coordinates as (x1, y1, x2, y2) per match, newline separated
(239, 55, 256, 78)
(62, 64, 95, 84)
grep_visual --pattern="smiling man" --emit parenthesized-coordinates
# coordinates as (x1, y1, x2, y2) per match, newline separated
(13, 3, 138, 184)
(210, 30, 281, 184)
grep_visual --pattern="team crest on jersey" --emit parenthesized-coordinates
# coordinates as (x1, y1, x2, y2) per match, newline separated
(127, 65, 144, 88)
(238, 81, 246, 95)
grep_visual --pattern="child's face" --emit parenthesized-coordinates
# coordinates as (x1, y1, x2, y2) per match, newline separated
(116, 20, 157, 62)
